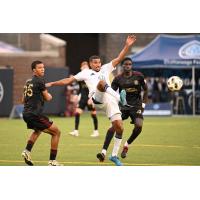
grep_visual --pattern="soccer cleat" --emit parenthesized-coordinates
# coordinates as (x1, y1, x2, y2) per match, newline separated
(96, 153, 105, 162)
(119, 89, 127, 106)
(109, 155, 123, 166)
(91, 130, 99, 137)
(48, 160, 63, 166)
(121, 146, 128, 159)
(69, 130, 79, 137)
(21, 150, 34, 166)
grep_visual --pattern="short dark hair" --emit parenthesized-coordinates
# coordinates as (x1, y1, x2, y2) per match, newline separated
(89, 55, 101, 62)
(121, 57, 133, 66)
(31, 60, 43, 70)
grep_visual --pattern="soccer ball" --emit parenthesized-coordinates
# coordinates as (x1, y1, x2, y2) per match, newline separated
(167, 76, 183, 91)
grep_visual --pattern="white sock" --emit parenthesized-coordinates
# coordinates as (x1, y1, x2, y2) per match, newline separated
(106, 87, 120, 102)
(124, 141, 129, 147)
(102, 149, 107, 156)
(112, 137, 122, 157)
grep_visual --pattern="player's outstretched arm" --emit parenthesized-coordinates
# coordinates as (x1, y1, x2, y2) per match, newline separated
(112, 34, 136, 67)
(46, 76, 76, 87)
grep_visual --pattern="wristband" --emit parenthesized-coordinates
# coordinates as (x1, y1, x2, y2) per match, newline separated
(142, 103, 146, 108)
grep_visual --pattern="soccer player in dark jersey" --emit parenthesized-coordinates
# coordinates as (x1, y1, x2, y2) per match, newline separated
(97, 57, 148, 161)
(69, 61, 99, 137)
(21, 60, 63, 166)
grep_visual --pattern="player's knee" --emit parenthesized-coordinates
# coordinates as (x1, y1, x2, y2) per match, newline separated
(112, 119, 123, 133)
(135, 118, 143, 128)
(57, 129, 61, 136)
(52, 126, 61, 137)
(135, 122, 142, 128)
(115, 123, 123, 138)
(115, 123, 124, 134)
(76, 108, 83, 114)
(97, 80, 106, 92)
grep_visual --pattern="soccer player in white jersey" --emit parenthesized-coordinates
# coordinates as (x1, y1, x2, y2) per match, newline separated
(46, 34, 136, 166)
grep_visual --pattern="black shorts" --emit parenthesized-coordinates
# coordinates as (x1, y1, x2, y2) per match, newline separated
(23, 113, 53, 132)
(78, 96, 95, 111)
(121, 106, 143, 123)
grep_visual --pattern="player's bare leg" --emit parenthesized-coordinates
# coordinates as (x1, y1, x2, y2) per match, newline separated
(44, 123, 63, 166)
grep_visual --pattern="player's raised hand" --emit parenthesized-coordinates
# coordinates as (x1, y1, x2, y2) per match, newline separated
(126, 34, 136, 47)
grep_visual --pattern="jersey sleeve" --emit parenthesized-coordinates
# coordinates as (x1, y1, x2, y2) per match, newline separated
(101, 62, 114, 74)
(38, 78, 46, 91)
(74, 70, 86, 82)
(111, 77, 119, 91)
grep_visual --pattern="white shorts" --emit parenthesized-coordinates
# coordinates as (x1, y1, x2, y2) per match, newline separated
(93, 90, 122, 122)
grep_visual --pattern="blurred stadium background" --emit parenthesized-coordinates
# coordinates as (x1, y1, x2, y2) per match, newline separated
(0, 33, 200, 166)
(0, 33, 200, 117)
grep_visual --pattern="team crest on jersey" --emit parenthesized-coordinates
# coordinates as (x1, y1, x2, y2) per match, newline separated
(179, 40, 200, 59)
(134, 80, 139, 85)
(136, 109, 141, 114)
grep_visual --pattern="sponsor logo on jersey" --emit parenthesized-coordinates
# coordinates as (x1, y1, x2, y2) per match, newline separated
(179, 40, 200, 59)
(90, 73, 95, 76)
(126, 88, 138, 92)
(0, 81, 4, 103)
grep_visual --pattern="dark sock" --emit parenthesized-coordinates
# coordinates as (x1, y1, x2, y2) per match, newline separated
(50, 149, 57, 160)
(103, 127, 115, 150)
(75, 113, 80, 130)
(115, 132, 122, 139)
(91, 114, 98, 130)
(25, 140, 34, 152)
(127, 127, 142, 145)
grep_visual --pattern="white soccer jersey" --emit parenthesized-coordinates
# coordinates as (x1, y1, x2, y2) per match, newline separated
(74, 62, 114, 97)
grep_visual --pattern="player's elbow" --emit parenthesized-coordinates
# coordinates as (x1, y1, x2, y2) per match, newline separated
(21, 97, 24, 104)
(112, 58, 120, 67)
(44, 93, 52, 101)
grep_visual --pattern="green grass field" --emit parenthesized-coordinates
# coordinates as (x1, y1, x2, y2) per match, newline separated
(0, 113, 200, 166)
